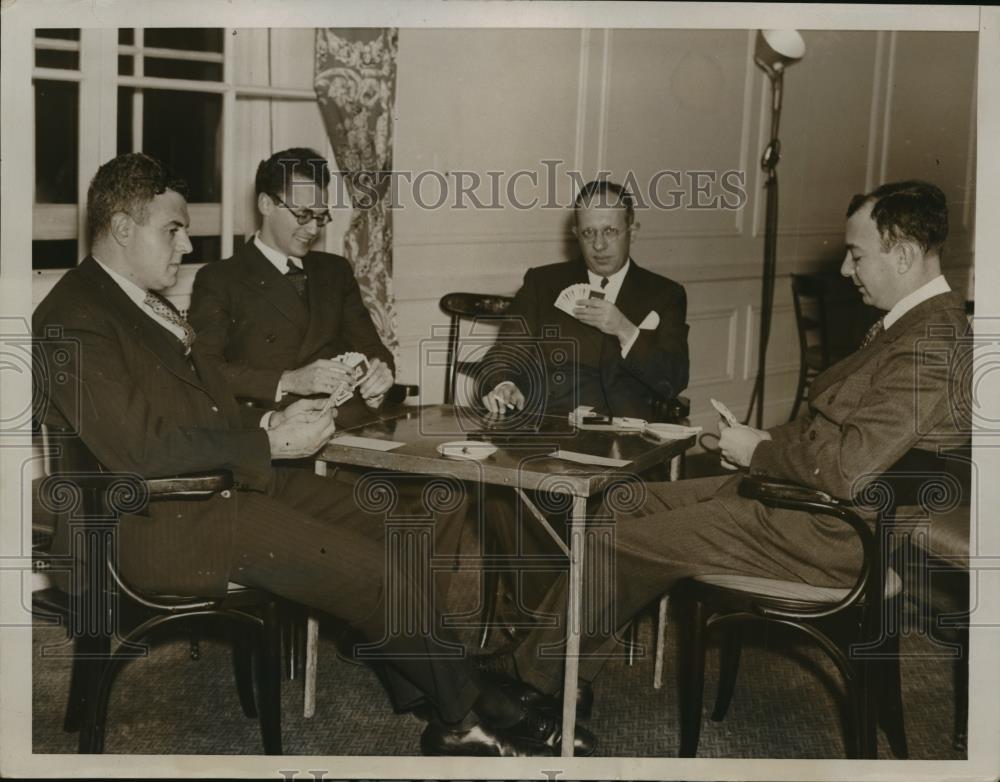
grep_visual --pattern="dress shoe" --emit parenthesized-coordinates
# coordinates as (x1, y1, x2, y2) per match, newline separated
(504, 706, 597, 756)
(489, 674, 594, 721)
(420, 720, 554, 757)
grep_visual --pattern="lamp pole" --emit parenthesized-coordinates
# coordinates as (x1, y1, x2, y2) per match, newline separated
(745, 30, 804, 429)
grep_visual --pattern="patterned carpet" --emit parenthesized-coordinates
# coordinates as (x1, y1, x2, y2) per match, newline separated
(30, 454, 966, 759)
(32, 592, 964, 759)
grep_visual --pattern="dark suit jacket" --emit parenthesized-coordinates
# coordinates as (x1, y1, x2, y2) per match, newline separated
(476, 258, 689, 418)
(188, 240, 393, 415)
(34, 258, 274, 597)
(751, 290, 970, 499)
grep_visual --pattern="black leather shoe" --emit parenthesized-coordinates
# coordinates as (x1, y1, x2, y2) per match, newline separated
(491, 675, 594, 721)
(504, 707, 597, 756)
(420, 721, 554, 757)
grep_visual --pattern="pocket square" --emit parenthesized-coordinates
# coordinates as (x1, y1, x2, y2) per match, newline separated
(638, 310, 660, 330)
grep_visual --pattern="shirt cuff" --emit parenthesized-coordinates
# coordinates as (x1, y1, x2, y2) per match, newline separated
(619, 326, 641, 358)
(259, 410, 274, 430)
(274, 377, 285, 403)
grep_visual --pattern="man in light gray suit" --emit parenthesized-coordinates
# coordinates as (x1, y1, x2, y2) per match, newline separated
(509, 180, 970, 699)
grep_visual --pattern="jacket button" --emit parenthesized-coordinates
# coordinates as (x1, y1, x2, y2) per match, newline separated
(220, 490, 232, 499)
(265, 334, 277, 343)
(211, 405, 219, 412)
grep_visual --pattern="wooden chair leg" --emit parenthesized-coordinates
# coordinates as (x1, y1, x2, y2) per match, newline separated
(677, 597, 707, 758)
(711, 625, 742, 721)
(303, 612, 319, 719)
(873, 630, 908, 759)
(232, 625, 258, 719)
(63, 631, 108, 733)
(653, 595, 668, 689)
(255, 601, 283, 755)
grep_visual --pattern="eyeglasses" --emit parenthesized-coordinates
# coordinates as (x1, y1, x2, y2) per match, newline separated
(270, 194, 333, 227)
(574, 226, 626, 243)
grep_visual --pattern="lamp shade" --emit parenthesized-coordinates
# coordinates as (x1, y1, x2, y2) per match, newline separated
(755, 29, 806, 73)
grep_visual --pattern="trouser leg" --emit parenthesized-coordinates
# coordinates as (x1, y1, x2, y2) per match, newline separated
(231, 467, 480, 723)
(513, 474, 865, 694)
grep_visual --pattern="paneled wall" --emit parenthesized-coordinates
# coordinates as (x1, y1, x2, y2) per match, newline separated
(390, 28, 978, 434)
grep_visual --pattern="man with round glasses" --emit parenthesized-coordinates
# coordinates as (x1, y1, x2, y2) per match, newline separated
(189, 147, 394, 419)
(480, 179, 689, 420)
(476, 179, 690, 621)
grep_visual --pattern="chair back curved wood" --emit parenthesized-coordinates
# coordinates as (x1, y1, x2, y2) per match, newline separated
(37, 429, 283, 754)
(438, 292, 515, 405)
(676, 446, 970, 759)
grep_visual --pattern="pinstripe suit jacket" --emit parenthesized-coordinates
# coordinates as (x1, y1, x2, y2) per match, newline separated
(34, 258, 274, 596)
(750, 290, 970, 500)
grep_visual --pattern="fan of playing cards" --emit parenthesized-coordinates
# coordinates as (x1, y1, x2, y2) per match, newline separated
(554, 283, 599, 316)
(327, 352, 370, 407)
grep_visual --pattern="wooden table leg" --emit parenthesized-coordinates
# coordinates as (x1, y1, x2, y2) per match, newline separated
(561, 495, 586, 757)
(303, 459, 328, 718)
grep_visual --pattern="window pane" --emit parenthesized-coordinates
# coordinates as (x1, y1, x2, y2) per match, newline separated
(35, 49, 79, 70)
(117, 87, 134, 154)
(184, 236, 221, 264)
(35, 81, 78, 204)
(118, 54, 134, 76)
(142, 90, 221, 202)
(144, 57, 222, 82)
(32, 239, 78, 270)
(119, 28, 134, 45)
(143, 28, 223, 53)
(36, 29, 80, 41)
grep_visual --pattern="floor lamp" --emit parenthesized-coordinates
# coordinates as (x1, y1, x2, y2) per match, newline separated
(745, 29, 805, 428)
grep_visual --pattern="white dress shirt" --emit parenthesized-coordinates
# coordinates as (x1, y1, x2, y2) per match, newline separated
(585, 258, 640, 357)
(94, 258, 189, 344)
(254, 232, 302, 273)
(884, 274, 952, 329)
(95, 257, 274, 430)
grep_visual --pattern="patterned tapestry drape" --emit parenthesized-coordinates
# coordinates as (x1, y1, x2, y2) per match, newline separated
(314, 28, 399, 360)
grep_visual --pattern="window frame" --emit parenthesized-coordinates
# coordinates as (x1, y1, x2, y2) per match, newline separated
(31, 27, 319, 279)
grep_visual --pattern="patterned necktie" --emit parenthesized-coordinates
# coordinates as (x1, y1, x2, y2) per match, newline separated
(286, 258, 308, 299)
(600, 277, 609, 289)
(143, 291, 196, 353)
(860, 317, 885, 350)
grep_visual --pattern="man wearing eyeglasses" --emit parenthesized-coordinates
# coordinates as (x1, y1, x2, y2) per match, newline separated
(189, 147, 394, 420)
(479, 180, 689, 419)
(476, 180, 690, 624)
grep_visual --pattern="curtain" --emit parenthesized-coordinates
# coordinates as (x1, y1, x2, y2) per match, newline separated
(314, 28, 399, 360)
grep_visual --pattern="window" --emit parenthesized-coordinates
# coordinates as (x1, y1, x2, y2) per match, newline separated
(32, 28, 323, 271)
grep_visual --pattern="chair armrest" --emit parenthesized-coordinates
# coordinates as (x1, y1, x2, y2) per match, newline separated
(651, 395, 690, 423)
(39, 470, 234, 517)
(740, 476, 839, 508)
(738, 475, 874, 621)
(146, 471, 234, 498)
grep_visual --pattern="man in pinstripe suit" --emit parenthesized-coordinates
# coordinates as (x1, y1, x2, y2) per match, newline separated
(33, 153, 594, 756)
(509, 180, 971, 706)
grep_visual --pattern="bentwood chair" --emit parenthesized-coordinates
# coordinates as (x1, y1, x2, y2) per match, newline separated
(789, 273, 863, 421)
(674, 447, 968, 759)
(439, 292, 516, 405)
(35, 429, 283, 754)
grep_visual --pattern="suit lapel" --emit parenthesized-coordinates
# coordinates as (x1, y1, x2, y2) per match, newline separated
(811, 291, 966, 397)
(79, 259, 208, 393)
(237, 243, 309, 327)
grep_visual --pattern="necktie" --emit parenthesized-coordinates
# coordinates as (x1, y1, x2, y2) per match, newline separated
(600, 277, 609, 289)
(860, 317, 885, 350)
(286, 259, 308, 299)
(143, 291, 196, 353)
